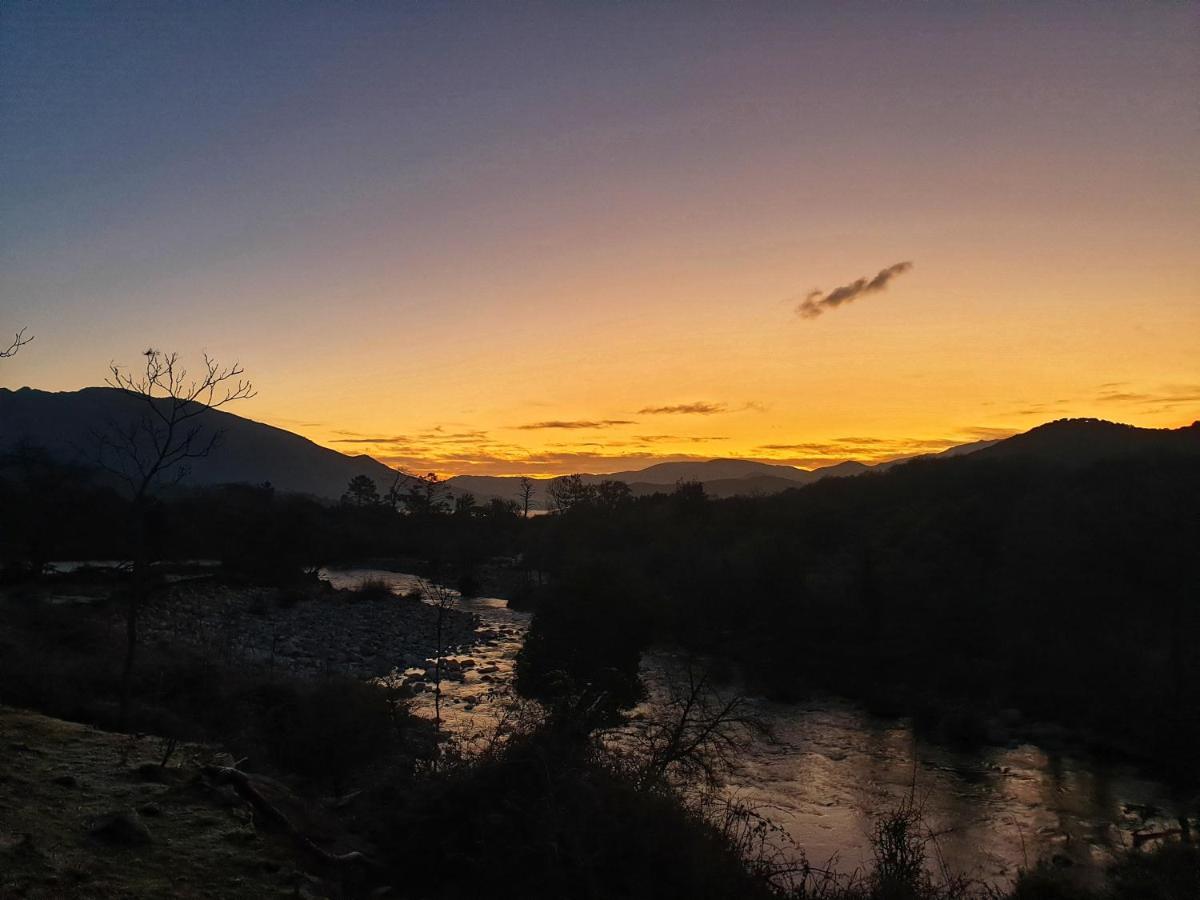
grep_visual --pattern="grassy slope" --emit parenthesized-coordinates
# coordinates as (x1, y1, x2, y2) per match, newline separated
(0, 706, 306, 899)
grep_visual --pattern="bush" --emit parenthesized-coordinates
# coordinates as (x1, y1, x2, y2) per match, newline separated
(254, 678, 403, 786)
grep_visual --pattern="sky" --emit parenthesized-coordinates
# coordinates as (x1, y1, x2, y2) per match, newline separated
(2, 2, 1198, 477)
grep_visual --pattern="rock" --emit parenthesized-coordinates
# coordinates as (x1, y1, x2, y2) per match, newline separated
(89, 811, 152, 846)
(138, 802, 162, 817)
(51, 773, 78, 787)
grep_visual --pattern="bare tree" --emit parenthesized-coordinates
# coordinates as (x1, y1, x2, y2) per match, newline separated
(518, 476, 534, 518)
(1, 327, 33, 359)
(614, 655, 765, 795)
(97, 348, 255, 724)
(414, 577, 465, 768)
(384, 468, 407, 512)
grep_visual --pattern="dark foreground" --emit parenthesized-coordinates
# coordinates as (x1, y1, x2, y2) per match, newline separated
(2, 577, 1198, 900)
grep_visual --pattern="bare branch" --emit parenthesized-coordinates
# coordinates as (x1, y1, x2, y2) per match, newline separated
(97, 348, 255, 499)
(1, 328, 33, 359)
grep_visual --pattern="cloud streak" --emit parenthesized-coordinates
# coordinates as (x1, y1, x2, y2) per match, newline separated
(796, 261, 913, 319)
(637, 402, 727, 415)
(516, 419, 636, 430)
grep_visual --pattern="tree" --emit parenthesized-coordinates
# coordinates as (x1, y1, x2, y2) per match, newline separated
(546, 473, 596, 513)
(97, 348, 254, 725)
(418, 578, 459, 762)
(404, 471, 448, 516)
(384, 469, 407, 512)
(594, 479, 631, 510)
(518, 476, 535, 518)
(453, 491, 477, 517)
(1, 327, 32, 359)
(342, 474, 380, 507)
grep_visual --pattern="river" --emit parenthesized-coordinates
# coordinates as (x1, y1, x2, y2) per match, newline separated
(322, 567, 1187, 886)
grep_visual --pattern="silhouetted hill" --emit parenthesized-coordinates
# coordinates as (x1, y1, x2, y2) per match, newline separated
(973, 418, 1200, 465)
(606, 458, 812, 484)
(449, 459, 890, 507)
(0, 387, 401, 500)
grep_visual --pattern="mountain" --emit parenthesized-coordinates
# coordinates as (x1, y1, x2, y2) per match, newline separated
(971, 418, 1200, 465)
(0, 386, 400, 500)
(448, 458, 884, 507)
(604, 458, 813, 484)
(9, 388, 1190, 507)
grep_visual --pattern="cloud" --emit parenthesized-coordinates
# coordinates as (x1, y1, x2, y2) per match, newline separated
(750, 429, 1007, 465)
(637, 402, 728, 415)
(516, 419, 636, 430)
(330, 434, 409, 444)
(1095, 384, 1200, 406)
(796, 261, 913, 319)
(635, 434, 730, 443)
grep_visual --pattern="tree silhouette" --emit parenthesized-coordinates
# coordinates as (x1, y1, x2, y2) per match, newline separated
(547, 473, 595, 512)
(97, 348, 255, 725)
(518, 476, 535, 518)
(403, 471, 448, 516)
(342, 474, 380, 507)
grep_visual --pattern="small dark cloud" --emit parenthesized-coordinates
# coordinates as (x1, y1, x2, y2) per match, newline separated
(796, 261, 913, 319)
(516, 419, 636, 430)
(330, 435, 409, 444)
(635, 435, 730, 443)
(638, 402, 727, 415)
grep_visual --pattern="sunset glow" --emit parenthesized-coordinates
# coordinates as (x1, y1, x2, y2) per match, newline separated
(3, 3, 1197, 476)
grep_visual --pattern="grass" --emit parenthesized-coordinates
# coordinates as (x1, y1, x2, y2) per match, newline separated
(0, 706, 302, 899)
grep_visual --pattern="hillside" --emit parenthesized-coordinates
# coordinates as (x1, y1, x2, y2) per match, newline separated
(972, 417, 1200, 465)
(0, 387, 399, 501)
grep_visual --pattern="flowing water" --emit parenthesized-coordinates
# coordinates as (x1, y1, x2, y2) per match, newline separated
(326, 568, 1188, 885)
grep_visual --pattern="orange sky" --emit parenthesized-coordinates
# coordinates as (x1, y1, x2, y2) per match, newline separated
(3, 4, 1197, 476)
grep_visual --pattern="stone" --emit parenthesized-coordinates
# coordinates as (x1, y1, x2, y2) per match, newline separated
(89, 811, 152, 846)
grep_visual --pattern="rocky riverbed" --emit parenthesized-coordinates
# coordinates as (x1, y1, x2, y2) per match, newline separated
(141, 578, 484, 681)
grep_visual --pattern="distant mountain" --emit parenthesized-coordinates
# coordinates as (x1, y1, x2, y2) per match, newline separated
(446, 420, 1200, 507)
(604, 458, 813, 484)
(450, 457, 891, 507)
(0, 387, 401, 500)
(9, 388, 1189, 507)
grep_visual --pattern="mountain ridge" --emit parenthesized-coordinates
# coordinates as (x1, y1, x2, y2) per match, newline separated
(4, 388, 1196, 504)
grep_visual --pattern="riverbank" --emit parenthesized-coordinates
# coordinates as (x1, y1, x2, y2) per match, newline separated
(140, 576, 479, 680)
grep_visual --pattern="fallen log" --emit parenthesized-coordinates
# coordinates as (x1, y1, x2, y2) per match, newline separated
(201, 765, 379, 869)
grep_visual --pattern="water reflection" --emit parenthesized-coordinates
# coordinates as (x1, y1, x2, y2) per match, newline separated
(323, 567, 1184, 885)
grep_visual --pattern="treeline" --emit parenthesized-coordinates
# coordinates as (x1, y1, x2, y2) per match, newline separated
(0, 449, 523, 584)
(517, 451, 1200, 780)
